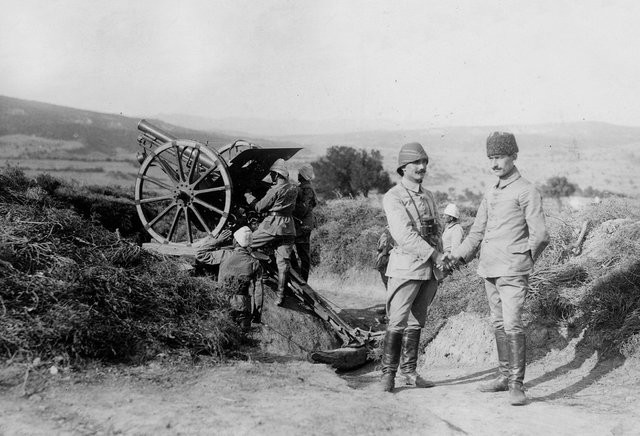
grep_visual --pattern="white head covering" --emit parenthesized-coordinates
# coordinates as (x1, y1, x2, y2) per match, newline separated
(443, 203, 460, 219)
(233, 226, 252, 247)
(298, 163, 315, 181)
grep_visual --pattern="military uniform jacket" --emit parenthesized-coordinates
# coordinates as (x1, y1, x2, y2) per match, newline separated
(293, 180, 317, 236)
(218, 247, 262, 295)
(442, 222, 464, 254)
(383, 179, 442, 280)
(452, 168, 549, 278)
(253, 181, 298, 236)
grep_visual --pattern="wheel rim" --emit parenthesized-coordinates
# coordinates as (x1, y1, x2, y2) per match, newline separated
(217, 139, 261, 162)
(134, 140, 232, 245)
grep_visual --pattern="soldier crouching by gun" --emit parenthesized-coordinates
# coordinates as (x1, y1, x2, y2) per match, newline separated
(217, 226, 264, 330)
(380, 142, 445, 393)
(244, 159, 298, 306)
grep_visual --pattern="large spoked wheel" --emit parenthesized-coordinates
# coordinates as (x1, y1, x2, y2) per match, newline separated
(134, 139, 232, 245)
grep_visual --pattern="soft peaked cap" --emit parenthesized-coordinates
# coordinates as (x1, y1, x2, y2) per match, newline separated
(397, 142, 429, 175)
(486, 132, 518, 157)
(233, 226, 252, 248)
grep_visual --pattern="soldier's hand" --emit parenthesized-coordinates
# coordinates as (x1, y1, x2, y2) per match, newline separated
(442, 254, 460, 270)
(213, 229, 233, 245)
(431, 250, 445, 270)
(244, 192, 256, 205)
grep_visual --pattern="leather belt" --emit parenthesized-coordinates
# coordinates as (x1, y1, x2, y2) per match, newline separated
(268, 211, 292, 217)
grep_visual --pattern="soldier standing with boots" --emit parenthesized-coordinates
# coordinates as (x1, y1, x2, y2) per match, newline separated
(245, 159, 298, 306)
(380, 142, 445, 393)
(292, 163, 317, 282)
(444, 132, 549, 405)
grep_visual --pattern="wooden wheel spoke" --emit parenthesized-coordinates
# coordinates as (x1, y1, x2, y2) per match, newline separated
(141, 174, 174, 191)
(185, 207, 193, 244)
(186, 148, 200, 184)
(193, 186, 227, 195)
(147, 202, 177, 229)
(154, 154, 179, 184)
(193, 163, 220, 187)
(167, 207, 182, 242)
(174, 143, 186, 182)
(188, 205, 212, 234)
(153, 149, 179, 184)
(192, 198, 225, 216)
(139, 194, 175, 205)
(136, 137, 232, 245)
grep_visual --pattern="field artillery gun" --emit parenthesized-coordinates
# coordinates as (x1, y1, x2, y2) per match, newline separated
(134, 120, 381, 362)
(134, 119, 300, 245)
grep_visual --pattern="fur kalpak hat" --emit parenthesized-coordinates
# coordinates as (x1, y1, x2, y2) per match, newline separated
(486, 132, 518, 157)
(396, 142, 429, 175)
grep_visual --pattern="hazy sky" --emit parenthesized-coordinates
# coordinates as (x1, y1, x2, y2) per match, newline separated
(2, 0, 640, 130)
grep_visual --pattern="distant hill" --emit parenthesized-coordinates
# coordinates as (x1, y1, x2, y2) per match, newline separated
(2, 95, 638, 196)
(279, 122, 640, 197)
(157, 113, 640, 196)
(0, 95, 295, 159)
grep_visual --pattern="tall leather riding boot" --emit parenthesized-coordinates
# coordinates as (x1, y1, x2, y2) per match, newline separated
(399, 329, 434, 388)
(479, 328, 510, 392)
(507, 332, 527, 405)
(380, 330, 403, 392)
(275, 269, 288, 306)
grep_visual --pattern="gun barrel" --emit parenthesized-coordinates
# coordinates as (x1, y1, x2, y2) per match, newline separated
(138, 119, 177, 144)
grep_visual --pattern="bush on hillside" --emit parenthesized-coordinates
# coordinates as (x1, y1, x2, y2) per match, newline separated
(311, 198, 387, 274)
(582, 260, 640, 354)
(312, 146, 392, 198)
(541, 176, 578, 199)
(0, 167, 241, 364)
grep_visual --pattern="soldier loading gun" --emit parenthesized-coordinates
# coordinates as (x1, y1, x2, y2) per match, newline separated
(244, 159, 298, 306)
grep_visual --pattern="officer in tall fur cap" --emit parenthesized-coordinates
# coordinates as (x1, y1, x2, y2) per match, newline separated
(445, 132, 549, 405)
(380, 142, 445, 392)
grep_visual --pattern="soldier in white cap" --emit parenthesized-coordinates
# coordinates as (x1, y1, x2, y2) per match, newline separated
(245, 159, 298, 306)
(444, 132, 549, 405)
(218, 226, 264, 329)
(380, 142, 445, 393)
(441, 203, 463, 255)
(292, 163, 318, 282)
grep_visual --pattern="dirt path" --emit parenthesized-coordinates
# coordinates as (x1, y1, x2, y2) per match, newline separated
(2, 282, 640, 435)
(1, 356, 639, 436)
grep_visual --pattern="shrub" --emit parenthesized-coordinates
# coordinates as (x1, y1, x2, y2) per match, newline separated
(312, 146, 392, 198)
(541, 176, 578, 198)
(581, 260, 640, 354)
(311, 197, 387, 274)
(0, 166, 241, 364)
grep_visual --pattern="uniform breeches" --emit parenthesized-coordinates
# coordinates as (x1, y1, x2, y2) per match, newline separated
(386, 278, 438, 333)
(484, 275, 529, 334)
(294, 232, 311, 281)
(251, 229, 294, 273)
